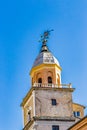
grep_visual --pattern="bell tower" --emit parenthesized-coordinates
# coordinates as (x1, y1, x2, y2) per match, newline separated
(30, 30, 62, 88)
(21, 31, 85, 130)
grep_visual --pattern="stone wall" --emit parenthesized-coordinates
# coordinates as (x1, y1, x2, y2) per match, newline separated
(32, 120, 75, 130)
(23, 94, 34, 126)
(35, 88, 73, 117)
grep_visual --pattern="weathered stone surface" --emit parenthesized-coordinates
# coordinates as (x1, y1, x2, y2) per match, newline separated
(35, 88, 73, 118)
(24, 95, 34, 126)
(25, 120, 75, 130)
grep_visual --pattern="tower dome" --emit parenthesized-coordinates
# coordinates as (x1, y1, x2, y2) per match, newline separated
(33, 45, 60, 68)
(30, 30, 62, 87)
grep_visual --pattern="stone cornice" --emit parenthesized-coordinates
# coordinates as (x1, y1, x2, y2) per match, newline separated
(21, 87, 75, 107)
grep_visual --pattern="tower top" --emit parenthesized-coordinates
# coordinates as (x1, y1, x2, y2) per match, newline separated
(31, 29, 61, 68)
(39, 29, 54, 45)
(39, 29, 54, 52)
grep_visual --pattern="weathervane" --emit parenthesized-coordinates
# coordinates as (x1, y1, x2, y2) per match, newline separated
(39, 29, 54, 45)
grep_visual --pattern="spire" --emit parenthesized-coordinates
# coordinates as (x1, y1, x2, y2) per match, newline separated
(32, 29, 61, 68)
(39, 29, 54, 52)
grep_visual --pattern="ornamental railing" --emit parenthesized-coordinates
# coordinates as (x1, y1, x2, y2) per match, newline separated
(32, 83, 72, 88)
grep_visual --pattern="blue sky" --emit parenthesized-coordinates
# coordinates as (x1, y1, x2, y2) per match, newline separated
(0, 0, 87, 130)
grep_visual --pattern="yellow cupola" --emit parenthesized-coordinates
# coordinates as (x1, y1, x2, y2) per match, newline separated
(30, 30, 62, 88)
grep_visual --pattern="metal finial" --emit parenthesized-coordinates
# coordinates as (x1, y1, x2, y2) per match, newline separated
(39, 29, 54, 45)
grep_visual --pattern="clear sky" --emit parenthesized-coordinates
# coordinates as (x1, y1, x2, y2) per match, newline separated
(0, 0, 87, 130)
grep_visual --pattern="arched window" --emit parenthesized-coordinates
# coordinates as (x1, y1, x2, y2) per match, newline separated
(48, 76, 52, 84)
(38, 78, 42, 87)
(38, 78, 42, 83)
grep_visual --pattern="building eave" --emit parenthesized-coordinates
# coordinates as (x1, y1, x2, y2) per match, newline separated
(73, 102, 86, 109)
(67, 115, 87, 130)
(33, 116, 75, 122)
(23, 116, 75, 130)
(30, 63, 62, 76)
